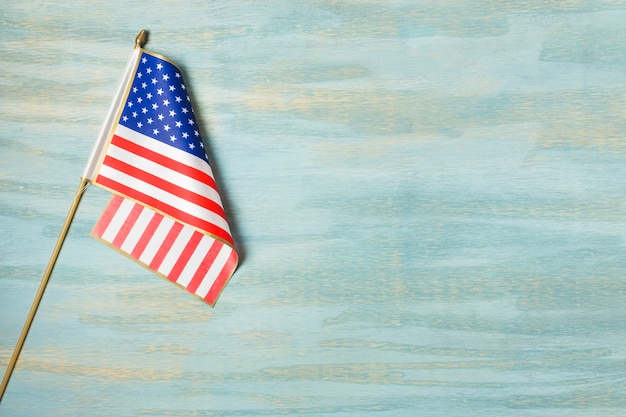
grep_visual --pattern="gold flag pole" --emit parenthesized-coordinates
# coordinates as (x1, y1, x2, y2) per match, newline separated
(0, 177, 90, 402)
(0, 30, 147, 403)
(135, 29, 147, 48)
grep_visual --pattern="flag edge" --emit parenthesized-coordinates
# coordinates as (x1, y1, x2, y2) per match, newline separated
(89, 226, 239, 308)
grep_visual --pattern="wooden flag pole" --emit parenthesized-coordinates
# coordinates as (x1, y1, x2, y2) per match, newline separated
(0, 177, 90, 402)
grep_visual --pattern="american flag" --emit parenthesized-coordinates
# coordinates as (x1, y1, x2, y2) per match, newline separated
(89, 50, 238, 306)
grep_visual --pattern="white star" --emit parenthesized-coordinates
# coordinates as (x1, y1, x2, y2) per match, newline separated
(175, 96, 182, 103)
(137, 72, 142, 79)
(157, 88, 164, 95)
(132, 87, 138, 93)
(141, 57, 147, 64)
(137, 97, 143, 103)
(137, 122, 143, 128)
(169, 85, 175, 91)
(127, 101, 133, 107)
(132, 111, 138, 118)
(194, 130, 199, 136)
(152, 103, 159, 110)
(170, 135, 176, 142)
(188, 143, 195, 150)
(181, 107, 188, 114)
(188, 119, 194, 125)
(122, 115, 128, 122)
(146, 92, 152, 99)
(142, 107, 148, 114)
(147, 118, 153, 124)
(175, 121, 182, 128)
(146, 67, 152, 74)
(163, 99, 170, 106)
(158, 114, 164, 121)
(182, 132, 189, 139)
(181, 84, 186, 90)
(163, 74, 169, 81)
(175, 72, 181, 78)
(163, 124, 170, 131)
(169, 110, 177, 117)
(152, 78, 158, 85)
(156, 63, 163, 70)
(153, 128, 159, 135)
(141, 82, 147, 89)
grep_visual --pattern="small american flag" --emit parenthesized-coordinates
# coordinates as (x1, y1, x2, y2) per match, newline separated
(88, 49, 238, 306)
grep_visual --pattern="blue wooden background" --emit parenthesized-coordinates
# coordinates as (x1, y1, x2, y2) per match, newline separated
(2, 1, 626, 416)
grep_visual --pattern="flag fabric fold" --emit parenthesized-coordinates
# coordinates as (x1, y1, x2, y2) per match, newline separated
(87, 48, 238, 306)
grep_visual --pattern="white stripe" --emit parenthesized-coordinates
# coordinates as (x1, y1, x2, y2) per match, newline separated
(119, 206, 154, 254)
(138, 216, 175, 265)
(115, 124, 213, 176)
(83, 49, 141, 180)
(176, 236, 216, 287)
(106, 143, 223, 206)
(158, 225, 195, 276)
(98, 164, 231, 233)
(101, 198, 135, 243)
(195, 245, 232, 298)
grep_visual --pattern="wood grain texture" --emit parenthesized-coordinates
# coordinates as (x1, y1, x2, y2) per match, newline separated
(2, 1, 626, 416)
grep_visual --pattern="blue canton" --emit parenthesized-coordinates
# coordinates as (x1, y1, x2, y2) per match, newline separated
(119, 52, 208, 162)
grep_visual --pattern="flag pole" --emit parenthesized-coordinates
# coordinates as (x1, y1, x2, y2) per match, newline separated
(0, 177, 90, 402)
(0, 30, 148, 402)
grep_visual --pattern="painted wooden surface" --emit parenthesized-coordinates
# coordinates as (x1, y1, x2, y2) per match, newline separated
(2, 1, 626, 416)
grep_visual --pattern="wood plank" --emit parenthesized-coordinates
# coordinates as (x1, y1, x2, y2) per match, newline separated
(1, 1, 626, 415)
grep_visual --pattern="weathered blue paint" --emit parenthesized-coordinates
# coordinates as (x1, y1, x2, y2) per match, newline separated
(2, 1, 626, 416)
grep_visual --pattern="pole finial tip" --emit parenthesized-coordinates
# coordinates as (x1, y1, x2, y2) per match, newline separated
(135, 29, 148, 48)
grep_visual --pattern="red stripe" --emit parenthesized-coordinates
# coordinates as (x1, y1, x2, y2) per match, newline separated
(111, 202, 144, 248)
(186, 240, 223, 294)
(149, 221, 184, 270)
(204, 249, 238, 306)
(167, 231, 203, 282)
(92, 195, 124, 237)
(101, 154, 227, 220)
(110, 134, 218, 191)
(129, 211, 164, 259)
(95, 175, 234, 245)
